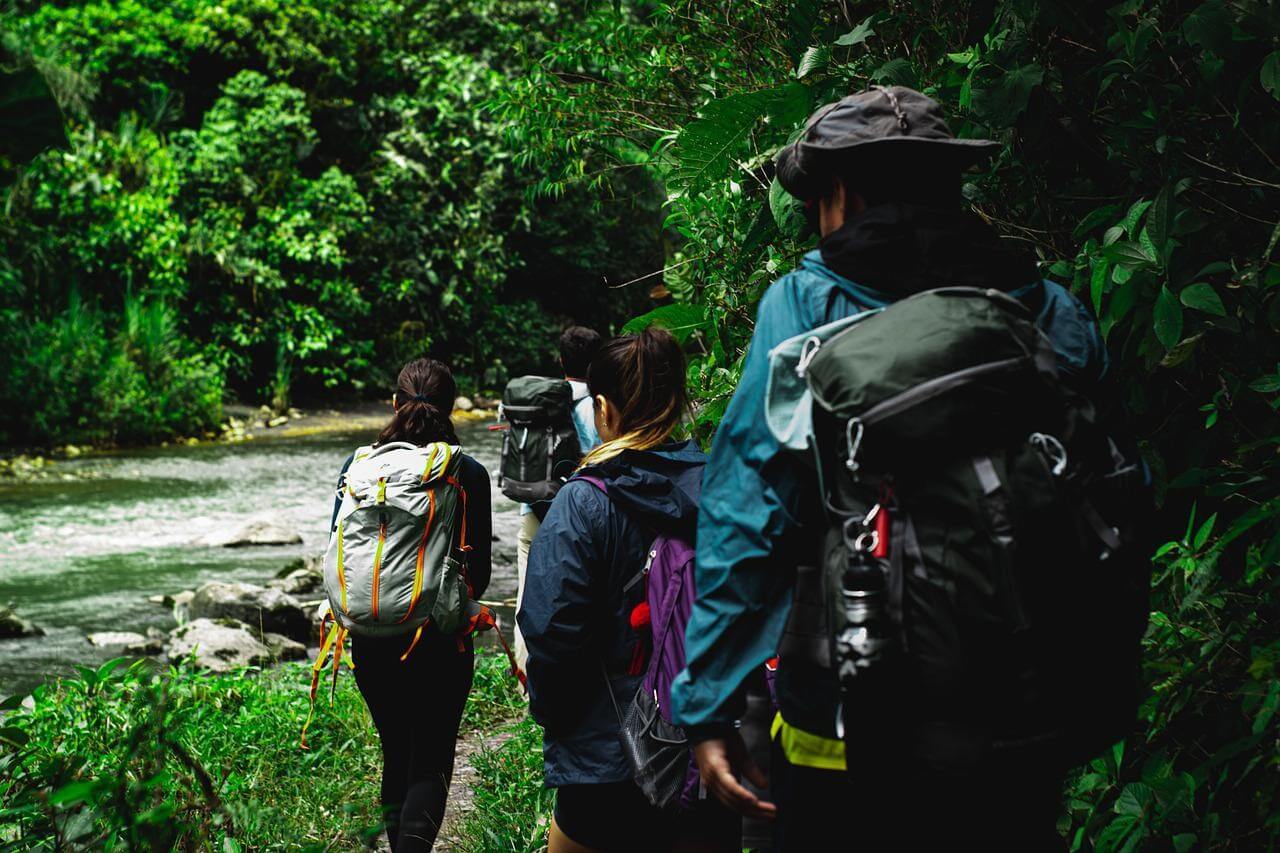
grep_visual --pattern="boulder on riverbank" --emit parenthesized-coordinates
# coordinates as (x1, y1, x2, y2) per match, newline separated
(164, 618, 308, 671)
(125, 628, 167, 656)
(165, 619, 272, 672)
(196, 516, 302, 548)
(0, 606, 44, 639)
(269, 555, 324, 597)
(188, 581, 311, 643)
(87, 631, 147, 648)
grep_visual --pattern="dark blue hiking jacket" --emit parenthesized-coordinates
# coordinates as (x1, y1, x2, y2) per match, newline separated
(518, 440, 705, 786)
(670, 203, 1109, 739)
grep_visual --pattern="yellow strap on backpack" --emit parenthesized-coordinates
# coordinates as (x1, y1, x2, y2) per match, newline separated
(301, 619, 349, 749)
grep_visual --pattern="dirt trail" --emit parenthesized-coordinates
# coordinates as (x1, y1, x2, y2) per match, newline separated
(433, 720, 521, 852)
(364, 720, 521, 852)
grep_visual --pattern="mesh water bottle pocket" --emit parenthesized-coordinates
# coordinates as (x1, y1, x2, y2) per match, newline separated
(430, 556, 468, 634)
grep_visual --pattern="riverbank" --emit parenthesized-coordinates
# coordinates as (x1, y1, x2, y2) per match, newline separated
(0, 415, 519, 693)
(0, 400, 499, 484)
(0, 649, 540, 851)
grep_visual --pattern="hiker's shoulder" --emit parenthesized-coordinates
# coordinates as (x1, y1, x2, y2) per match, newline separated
(757, 251, 836, 333)
(456, 452, 490, 487)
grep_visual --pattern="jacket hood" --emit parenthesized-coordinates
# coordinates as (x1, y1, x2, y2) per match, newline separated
(817, 202, 1040, 298)
(583, 439, 705, 535)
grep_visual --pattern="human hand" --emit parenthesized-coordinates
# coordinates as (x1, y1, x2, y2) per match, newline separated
(692, 733, 777, 820)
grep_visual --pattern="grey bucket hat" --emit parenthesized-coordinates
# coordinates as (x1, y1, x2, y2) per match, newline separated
(776, 86, 1001, 200)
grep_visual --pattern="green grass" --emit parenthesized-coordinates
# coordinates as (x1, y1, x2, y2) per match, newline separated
(0, 648, 530, 851)
(457, 717, 553, 853)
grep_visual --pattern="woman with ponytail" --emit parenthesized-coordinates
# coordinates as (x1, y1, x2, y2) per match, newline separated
(328, 358, 491, 852)
(518, 328, 738, 852)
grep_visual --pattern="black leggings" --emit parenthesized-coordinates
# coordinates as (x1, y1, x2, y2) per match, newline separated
(352, 629, 473, 852)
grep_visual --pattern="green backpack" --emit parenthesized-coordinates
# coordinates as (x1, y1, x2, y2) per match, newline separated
(779, 287, 1150, 773)
(498, 376, 583, 511)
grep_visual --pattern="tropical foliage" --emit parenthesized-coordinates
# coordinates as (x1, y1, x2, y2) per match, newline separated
(0, 0, 658, 446)
(2, 0, 1278, 849)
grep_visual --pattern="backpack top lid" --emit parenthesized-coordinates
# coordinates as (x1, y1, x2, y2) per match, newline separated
(502, 375, 574, 421)
(804, 288, 1062, 461)
(809, 288, 1056, 405)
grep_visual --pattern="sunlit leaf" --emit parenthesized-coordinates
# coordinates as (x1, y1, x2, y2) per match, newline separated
(835, 16, 876, 47)
(621, 304, 707, 342)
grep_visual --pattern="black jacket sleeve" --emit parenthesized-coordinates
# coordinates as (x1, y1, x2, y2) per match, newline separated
(459, 454, 493, 600)
(517, 479, 610, 734)
(330, 452, 355, 533)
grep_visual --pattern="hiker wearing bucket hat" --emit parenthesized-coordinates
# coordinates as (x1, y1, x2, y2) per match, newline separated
(670, 87, 1113, 848)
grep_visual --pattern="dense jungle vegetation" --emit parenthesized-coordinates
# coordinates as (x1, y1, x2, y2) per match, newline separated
(2, 0, 1279, 850)
(0, 0, 659, 446)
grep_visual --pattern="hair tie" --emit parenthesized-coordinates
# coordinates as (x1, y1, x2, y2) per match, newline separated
(410, 393, 430, 403)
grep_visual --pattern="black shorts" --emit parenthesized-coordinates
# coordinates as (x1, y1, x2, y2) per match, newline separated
(554, 781, 739, 852)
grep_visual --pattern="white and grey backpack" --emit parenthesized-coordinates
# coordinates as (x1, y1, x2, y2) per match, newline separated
(323, 441, 475, 638)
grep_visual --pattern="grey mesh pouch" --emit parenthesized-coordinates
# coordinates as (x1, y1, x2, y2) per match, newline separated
(603, 664, 690, 810)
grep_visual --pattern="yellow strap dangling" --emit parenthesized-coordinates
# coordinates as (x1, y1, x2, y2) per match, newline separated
(400, 623, 426, 662)
(301, 620, 342, 749)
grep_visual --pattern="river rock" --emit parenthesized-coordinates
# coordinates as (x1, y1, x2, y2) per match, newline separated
(172, 590, 195, 624)
(269, 567, 323, 596)
(262, 631, 307, 662)
(0, 606, 44, 639)
(125, 628, 167, 656)
(196, 516, 302, 548)
(454, 395, 475, 412)
(86, 631, 147, 648)
(165, 619, 272, 672)
(188, 581, 311, 643)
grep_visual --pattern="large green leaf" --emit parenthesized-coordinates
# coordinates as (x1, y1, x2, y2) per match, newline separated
(622, 303, 707, 342)
(796, 46, 830, 79)
(1154, 285, 1184, 349)
(769, 176, 807, 240)
(1147, 185, 1174, 263)
(1183, 0, 1234, 54)
(835, 16, 876, 47)
(1180, 282, 1227, 316)
(971, 64, 1043, 126)
(671, 83, 811, 193)
(870, 58, 918, 88)
(1261, 52, 1280, 100)
(0, 61, 67, 172)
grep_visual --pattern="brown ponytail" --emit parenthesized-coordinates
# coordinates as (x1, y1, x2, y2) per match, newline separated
(580, 326, 689, 468)
(376, 358, 461, 447)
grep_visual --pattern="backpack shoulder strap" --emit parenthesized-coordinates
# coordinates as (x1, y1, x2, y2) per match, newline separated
(574, 473, 607, 494)
(569, 474, 650, 593)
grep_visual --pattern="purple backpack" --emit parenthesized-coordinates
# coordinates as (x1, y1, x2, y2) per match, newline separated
(578, 474, 701, 809)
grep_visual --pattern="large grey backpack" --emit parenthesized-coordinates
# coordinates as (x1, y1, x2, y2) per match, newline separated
(323, 441, 474, 638)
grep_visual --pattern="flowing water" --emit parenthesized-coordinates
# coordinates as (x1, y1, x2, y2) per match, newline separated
(0, 419, 519, 695)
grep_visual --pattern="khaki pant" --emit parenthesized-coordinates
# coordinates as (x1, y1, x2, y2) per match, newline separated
(514, 511, 540, 674)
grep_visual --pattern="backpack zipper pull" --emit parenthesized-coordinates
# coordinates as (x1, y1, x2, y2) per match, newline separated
(644, 549, 657, 573)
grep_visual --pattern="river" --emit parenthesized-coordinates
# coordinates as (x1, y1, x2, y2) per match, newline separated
(0, 418, 519, 695)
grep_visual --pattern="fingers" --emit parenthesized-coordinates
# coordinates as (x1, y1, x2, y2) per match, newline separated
(739, 753, 769, 790)
(708, 764, 778, 820)
(701, 747, 778, 820)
